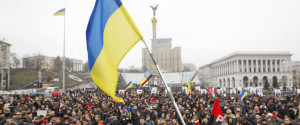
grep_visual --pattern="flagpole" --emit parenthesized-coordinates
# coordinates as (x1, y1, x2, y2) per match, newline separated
(141, 38, 186, 125)
(62, 8, 66, 94)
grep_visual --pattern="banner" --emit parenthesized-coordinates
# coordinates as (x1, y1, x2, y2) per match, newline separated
(137, 89, 143, 95)
(182, 87, 187, 94)
(151, 87, 157, 94)
(230, 89, 236, 94)
(200, 89, 207, 94)
(119, 90, 125, 95)
(195, 86, 201, 92)
(37, 110, 47, 117)
(274, 89, 281, 95)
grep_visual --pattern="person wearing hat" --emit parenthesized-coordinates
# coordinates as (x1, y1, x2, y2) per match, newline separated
(145, 115, 154, 125)
(139, 116, 145, 125)
(0, 111, 6, 125)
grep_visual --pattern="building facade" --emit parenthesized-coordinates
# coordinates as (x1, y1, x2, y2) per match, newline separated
(0, 40, 11, 90)
(198, 64, 212, 87)
(291, 61, 300, 86)
(209, 51, 293, 90)
(69, 58, 83, 72)
(23, 55, 54, 70)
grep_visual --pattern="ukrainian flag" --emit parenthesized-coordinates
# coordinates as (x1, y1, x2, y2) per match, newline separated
(54, 8, 65, 16)
(86, 0, 143, 102)
(140, 70, 152, 86)
(186, 81, 191, 96)
(239, 89, 248, 100)
(124, 81, 134, 94)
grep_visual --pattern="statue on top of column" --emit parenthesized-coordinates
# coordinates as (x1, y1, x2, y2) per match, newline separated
(150, 4, 158, 17)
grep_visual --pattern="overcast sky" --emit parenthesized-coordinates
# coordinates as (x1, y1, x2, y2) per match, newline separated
(1, 0, 300, 69)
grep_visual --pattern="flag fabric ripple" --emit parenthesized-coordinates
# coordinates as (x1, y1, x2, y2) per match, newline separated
(86, 0, 143, 102)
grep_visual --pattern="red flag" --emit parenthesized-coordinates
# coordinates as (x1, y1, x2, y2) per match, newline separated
(210, 98, 224, 125)
(152, 98, 157, 102)
(208, 87, 215, 95)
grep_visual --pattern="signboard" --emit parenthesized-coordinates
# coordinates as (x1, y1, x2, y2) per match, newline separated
(137, 89, 143, 95)
(200, 89, 207, 94)
(195, 86, 201, 92)
(119, 90, 125, 95)
(37, 110, 47, 117)
(151, 87, 157, 94)
(182, 87, 187, 94)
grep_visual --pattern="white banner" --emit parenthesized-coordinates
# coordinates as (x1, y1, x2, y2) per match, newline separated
(256, 87, 263, 96)
(200, 89, 207, 94)
(137, 89, 143, 95)
(230, 89, 236, 94)
(195, 86, 201, 92)
(151, 87, 157, 94)
(249, 88, 256, 94)
(119, 90, 125, 95)
(37, 110, 47, 117)
(274, 89, 281, 95)
(297, 89, 300, 94)
(182, 87, 187, 94)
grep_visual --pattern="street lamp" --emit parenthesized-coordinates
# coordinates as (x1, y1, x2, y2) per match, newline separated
(1, 43, 6, 91)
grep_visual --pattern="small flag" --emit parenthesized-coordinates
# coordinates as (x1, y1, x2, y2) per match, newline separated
(140, 70, 152, 86)
(152, 98, 157, 102)
(53, 8, 65, 16)
(208, 87, 215, 95)
(124, 81, 134, 94)
(209, 98, 224, 125)
(186, 81, 191, 96)
(239, 89, 248, 100)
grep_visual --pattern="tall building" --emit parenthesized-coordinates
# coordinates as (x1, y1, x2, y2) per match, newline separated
(142, 5, 182, 72)
(0, 40, 11, 90)
(208, 51, 293, 90)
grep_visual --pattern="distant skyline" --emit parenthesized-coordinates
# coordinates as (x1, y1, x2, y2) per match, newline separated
(1, 0, 300, 69)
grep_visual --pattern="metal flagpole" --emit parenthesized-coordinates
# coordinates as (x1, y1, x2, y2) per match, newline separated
(62, 8, 66, 93)
(141, 38, 186, 125)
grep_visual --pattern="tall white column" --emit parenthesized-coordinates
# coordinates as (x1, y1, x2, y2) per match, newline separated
(266, 59, 269, 72)
(251, 59, 254, 73)
(256, 59, 258, 73)
(233, 61, 236, 73)
(246, 59, 249, 73)
(289, 59, 291, 72)
(235, 60, 240, 73)
(270, 59, 273, 72)
(275, 59, 278, 72)
(284, 59, 287, 72)
(241, 60, 244, 73)
(280, 59, 282, 72)
(261, 60, 263, 72)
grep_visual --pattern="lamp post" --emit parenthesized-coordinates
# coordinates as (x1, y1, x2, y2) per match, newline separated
(1, 43, 6, 91)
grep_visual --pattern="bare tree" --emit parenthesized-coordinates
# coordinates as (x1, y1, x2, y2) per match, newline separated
(32, 53, 45, 70)
(54, 56, 62, 69)
(11, 53, 21, 69)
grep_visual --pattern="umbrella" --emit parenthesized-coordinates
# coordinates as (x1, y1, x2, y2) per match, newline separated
(51, 91, 61, 96)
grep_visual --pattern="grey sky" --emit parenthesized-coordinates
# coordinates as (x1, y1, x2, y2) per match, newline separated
(1, 0, 300, 69)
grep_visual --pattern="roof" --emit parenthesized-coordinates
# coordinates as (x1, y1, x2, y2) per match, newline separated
(151, 38, 172, 43)
(211, 51, 292, 64)
(120, 71, 200, 85)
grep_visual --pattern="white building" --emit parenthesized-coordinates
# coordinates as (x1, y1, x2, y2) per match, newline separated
(210, 51, 293, 90)
(69, 58, 83, 72)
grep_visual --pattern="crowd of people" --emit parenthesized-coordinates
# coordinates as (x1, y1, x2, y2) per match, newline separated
(0, 87, 299, 125)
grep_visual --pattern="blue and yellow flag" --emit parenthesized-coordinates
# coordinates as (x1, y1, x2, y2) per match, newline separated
(124, 81, 134, 94)
(54, 8, 65, 16)
(239, 89, 248, 100)
(187, 82, 191, 96)
(86, 0, 143, 102)
(140, 70, 152, 86)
